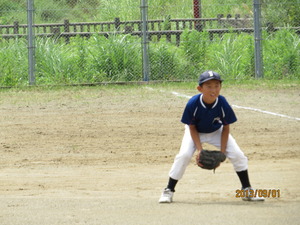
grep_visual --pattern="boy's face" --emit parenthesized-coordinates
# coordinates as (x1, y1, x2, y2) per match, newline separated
(197, 79, 222, 104)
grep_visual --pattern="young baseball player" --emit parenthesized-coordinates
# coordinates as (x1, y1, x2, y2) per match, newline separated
(159, 70, 264, 203)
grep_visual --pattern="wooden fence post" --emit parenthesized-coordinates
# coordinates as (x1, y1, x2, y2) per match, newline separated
(217, 14, 224, 27)
(114, 17, 121, 31)
(124, 26, 133, 33)
(266, 22, 274, 33)
(64, 19, 70, 44)
(176, 33, 180, 46)
(13, 21, 19, 34)
(52, 27, 60, 37)
(195, 21, 203, 32)
(166, 33, 171, 42)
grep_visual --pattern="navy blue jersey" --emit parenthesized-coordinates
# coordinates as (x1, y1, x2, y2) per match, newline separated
(181, 94, 237, 133)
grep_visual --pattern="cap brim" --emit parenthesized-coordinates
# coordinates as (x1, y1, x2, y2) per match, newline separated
(199, 77, 223, 85)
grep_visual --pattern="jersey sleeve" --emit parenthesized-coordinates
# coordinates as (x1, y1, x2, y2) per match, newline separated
(220, 96, 237, 125)
(181, 95, 198, 125)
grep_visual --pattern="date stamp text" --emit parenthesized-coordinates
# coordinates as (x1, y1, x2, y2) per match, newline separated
(236, 189, 280, 198)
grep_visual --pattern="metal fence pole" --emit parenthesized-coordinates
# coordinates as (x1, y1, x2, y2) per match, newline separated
(141, 0, 150, 81)
(27, 0, 36, 85)
(253, 0, 263, 78)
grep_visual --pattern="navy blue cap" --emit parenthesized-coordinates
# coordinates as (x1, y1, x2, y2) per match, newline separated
(198, 71, 223, 85)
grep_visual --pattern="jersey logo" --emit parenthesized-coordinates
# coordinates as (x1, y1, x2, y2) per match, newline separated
(212, 117, 222, 124)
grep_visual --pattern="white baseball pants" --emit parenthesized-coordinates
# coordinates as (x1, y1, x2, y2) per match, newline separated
(169, 125, 248, 180)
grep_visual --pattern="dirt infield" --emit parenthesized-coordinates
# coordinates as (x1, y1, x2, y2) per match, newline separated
(1, 83, 299, 225)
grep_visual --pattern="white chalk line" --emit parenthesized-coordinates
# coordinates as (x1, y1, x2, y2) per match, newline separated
(146, 88, 300, 121)
(231, 105, 300, 121)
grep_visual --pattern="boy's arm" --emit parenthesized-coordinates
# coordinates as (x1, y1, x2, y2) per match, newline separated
(189, 124, 203, 151)
(221, 124, 230, 153)
(189, 125, 203, 166)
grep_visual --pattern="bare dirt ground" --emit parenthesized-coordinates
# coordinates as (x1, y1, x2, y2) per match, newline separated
(0, 83, 299, 225)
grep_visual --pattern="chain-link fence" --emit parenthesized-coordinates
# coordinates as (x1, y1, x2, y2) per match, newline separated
(0, 0, 299, 86)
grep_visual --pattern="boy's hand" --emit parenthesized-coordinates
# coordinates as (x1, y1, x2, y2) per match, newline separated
(196, 149, 203, 167)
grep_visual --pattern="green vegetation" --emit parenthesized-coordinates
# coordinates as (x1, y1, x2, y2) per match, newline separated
(0, 1, 299, 86)
(34, 35, 142, 84)
(0, 28, 299, 87)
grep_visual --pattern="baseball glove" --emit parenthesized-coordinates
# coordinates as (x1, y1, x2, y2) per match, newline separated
(198, 150, 226, 172)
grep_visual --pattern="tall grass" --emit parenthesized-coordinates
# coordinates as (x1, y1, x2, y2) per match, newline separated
(33, 34, 142, 85)
(263, 29, 300, 79)
(209, 33, 255, 79)
(0, 29, 299, 87)
(87, 34, 142, 82)
(0, 39, 28, 86)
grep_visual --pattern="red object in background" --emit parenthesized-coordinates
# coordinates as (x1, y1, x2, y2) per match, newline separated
(193, 0, 200, 18)
(193, 0, 202, 30)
